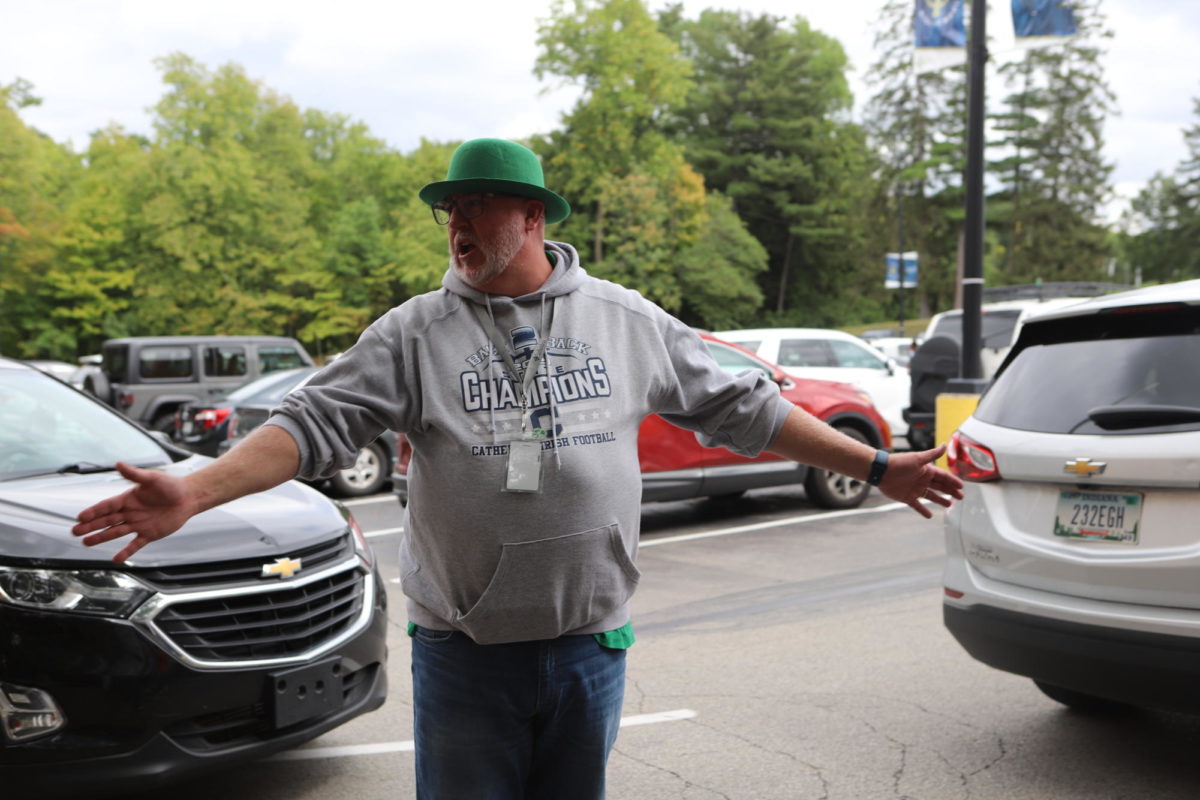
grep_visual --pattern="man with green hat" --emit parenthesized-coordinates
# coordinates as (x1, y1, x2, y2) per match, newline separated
(72, 139, 962, 798)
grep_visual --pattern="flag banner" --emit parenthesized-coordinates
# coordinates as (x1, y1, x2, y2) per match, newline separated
(914, 0, 968, 73)
(1012, 0, 1077, 38)
(885, 252, 919, 289)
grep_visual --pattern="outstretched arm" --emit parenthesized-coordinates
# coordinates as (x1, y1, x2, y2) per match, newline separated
(768, 406, 963, 518)
(72, 425, 302, 563)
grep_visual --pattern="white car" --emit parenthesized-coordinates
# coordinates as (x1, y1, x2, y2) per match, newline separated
(714, 327, 910, 447)
(943, 280, 1200, 713)
(864, 335, 915, 367)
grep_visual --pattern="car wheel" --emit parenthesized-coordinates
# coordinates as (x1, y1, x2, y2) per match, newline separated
(328, 441, 388, 497)
(1033, 681, 1132, 714)
(804, 427, 872, 509)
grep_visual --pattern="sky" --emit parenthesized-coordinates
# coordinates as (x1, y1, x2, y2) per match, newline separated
(3, 0, 1198, 224)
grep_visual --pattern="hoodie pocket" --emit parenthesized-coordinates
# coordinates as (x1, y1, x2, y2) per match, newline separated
(456, 524, 640, 645)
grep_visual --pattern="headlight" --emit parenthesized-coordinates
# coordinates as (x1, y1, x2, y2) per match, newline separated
(348, 514, 375, 567)
(0, 567, 152, 617)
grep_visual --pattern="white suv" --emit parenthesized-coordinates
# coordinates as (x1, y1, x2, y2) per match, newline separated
(942, 280, 1200, 713)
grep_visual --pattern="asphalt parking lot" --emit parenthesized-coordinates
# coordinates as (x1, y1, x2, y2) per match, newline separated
(114, 487, 1200, 800)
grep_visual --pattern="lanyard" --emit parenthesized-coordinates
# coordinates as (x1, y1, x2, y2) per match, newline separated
(471, 298, 556, 435)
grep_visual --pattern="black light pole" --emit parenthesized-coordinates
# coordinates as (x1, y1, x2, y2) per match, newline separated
(960, 0, 987, 380)
(896, 183, 907, 336)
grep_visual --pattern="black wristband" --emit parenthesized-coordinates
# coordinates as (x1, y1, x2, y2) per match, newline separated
(867, 449, 889, 486)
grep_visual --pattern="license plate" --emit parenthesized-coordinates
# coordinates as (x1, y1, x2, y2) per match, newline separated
(1054, 490, 1142, 544)
(270, 658, 344, 728)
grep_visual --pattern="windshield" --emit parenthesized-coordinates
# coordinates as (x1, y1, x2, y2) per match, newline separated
(224, 367, 315, 405)
(238, 367, 316, 405)
(931, 309, 1023, 348)
(975, 333, 1200, 434)
(0, 368, 169, 480)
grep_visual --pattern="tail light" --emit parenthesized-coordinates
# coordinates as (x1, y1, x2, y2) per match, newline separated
(225, 412, 240, 440)
(196, 408, 232, 430)
(394, 433, 412, 475)
(948, 431, 1000, 482)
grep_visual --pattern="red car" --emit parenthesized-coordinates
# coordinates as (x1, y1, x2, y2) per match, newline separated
(392, 332, 890, 510)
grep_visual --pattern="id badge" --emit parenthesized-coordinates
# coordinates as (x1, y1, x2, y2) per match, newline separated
(504, 439, 543, 493)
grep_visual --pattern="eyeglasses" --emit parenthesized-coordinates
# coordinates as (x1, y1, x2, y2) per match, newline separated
(431, 192, 514, 225)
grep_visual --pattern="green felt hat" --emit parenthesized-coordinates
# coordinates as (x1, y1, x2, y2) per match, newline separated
(419, 138, 571, 224)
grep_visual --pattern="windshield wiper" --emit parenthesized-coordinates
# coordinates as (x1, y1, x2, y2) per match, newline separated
(0, 462, 120, 482)
(56, 462, 119, 475)
(1087, 404, 1200, 431)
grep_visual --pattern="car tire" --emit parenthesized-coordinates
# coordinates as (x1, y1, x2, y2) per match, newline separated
(804, 426, 872, 510)
(1033, 681, 1132, 714)
(328, 441, 388, 497)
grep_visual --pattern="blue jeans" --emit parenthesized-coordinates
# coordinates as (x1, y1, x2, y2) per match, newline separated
(410, 626, 626, 800)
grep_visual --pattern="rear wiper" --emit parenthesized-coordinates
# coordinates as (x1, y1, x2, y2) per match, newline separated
(1087, 405, 1200, 431)
(56, 462, 119, 475)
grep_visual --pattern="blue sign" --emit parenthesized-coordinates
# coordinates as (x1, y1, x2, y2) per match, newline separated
(914, 0, 966, 48)
(885, 252, 918, 289)
(1012, 0, 1077, 38)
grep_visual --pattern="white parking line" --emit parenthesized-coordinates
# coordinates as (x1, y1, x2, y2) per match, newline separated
(639, 502, 907, 548)
(365, 526, 404, 539)
(341, 494, 398, 508)
(268, 709, 697, 761)
(368, 503, 910, 548)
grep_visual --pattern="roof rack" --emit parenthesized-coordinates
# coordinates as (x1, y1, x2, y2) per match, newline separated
(981, 282, 1132, 303)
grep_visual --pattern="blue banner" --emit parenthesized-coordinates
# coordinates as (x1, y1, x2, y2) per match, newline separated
(1012, 0, 1077, 38)
(914, 0, 966, 48)
(885, 252, 919, 289)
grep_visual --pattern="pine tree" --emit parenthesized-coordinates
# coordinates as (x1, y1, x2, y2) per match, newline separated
(990, 0, 1116, 283)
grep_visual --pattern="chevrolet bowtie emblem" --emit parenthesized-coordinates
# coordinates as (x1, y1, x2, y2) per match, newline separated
(1064, 458, 1106, 477)
(262, 556, 303, 579)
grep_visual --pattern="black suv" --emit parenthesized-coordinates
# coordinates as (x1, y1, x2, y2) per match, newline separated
(84, 336, 314, 432)
(0, 358, 387, 796)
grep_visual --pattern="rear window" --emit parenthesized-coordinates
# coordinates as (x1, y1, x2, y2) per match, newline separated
(138, 346, 193, 380)
(931, 309, 1022, 348)
(975, 332, 1200, 434)
(258, 346, 308, 373)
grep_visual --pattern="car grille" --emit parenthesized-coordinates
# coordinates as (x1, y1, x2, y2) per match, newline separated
(135, 533, 353, 589)
(152, 566, 366, 662)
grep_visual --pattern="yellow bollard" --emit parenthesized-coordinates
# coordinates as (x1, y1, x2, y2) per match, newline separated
(934, 392, 982, 469)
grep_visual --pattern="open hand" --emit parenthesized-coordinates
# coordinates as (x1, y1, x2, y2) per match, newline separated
(72, 462, 198, 563)
(877, 444, 965, 518)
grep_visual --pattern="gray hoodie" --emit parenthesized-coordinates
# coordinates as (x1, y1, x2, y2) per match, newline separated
(267, 240, 794, 644)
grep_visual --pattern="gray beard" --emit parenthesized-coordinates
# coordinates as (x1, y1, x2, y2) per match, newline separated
(452, 217, 526, 289)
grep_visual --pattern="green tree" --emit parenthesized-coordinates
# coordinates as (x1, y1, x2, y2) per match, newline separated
(990, 0, 1116, 283)
(1119, 93, 1200, 282)
(0, 78, 84, 358)
(862, 0, 971, 318)
(663, 7, 878, 325)
(534, 0, 766, 326)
